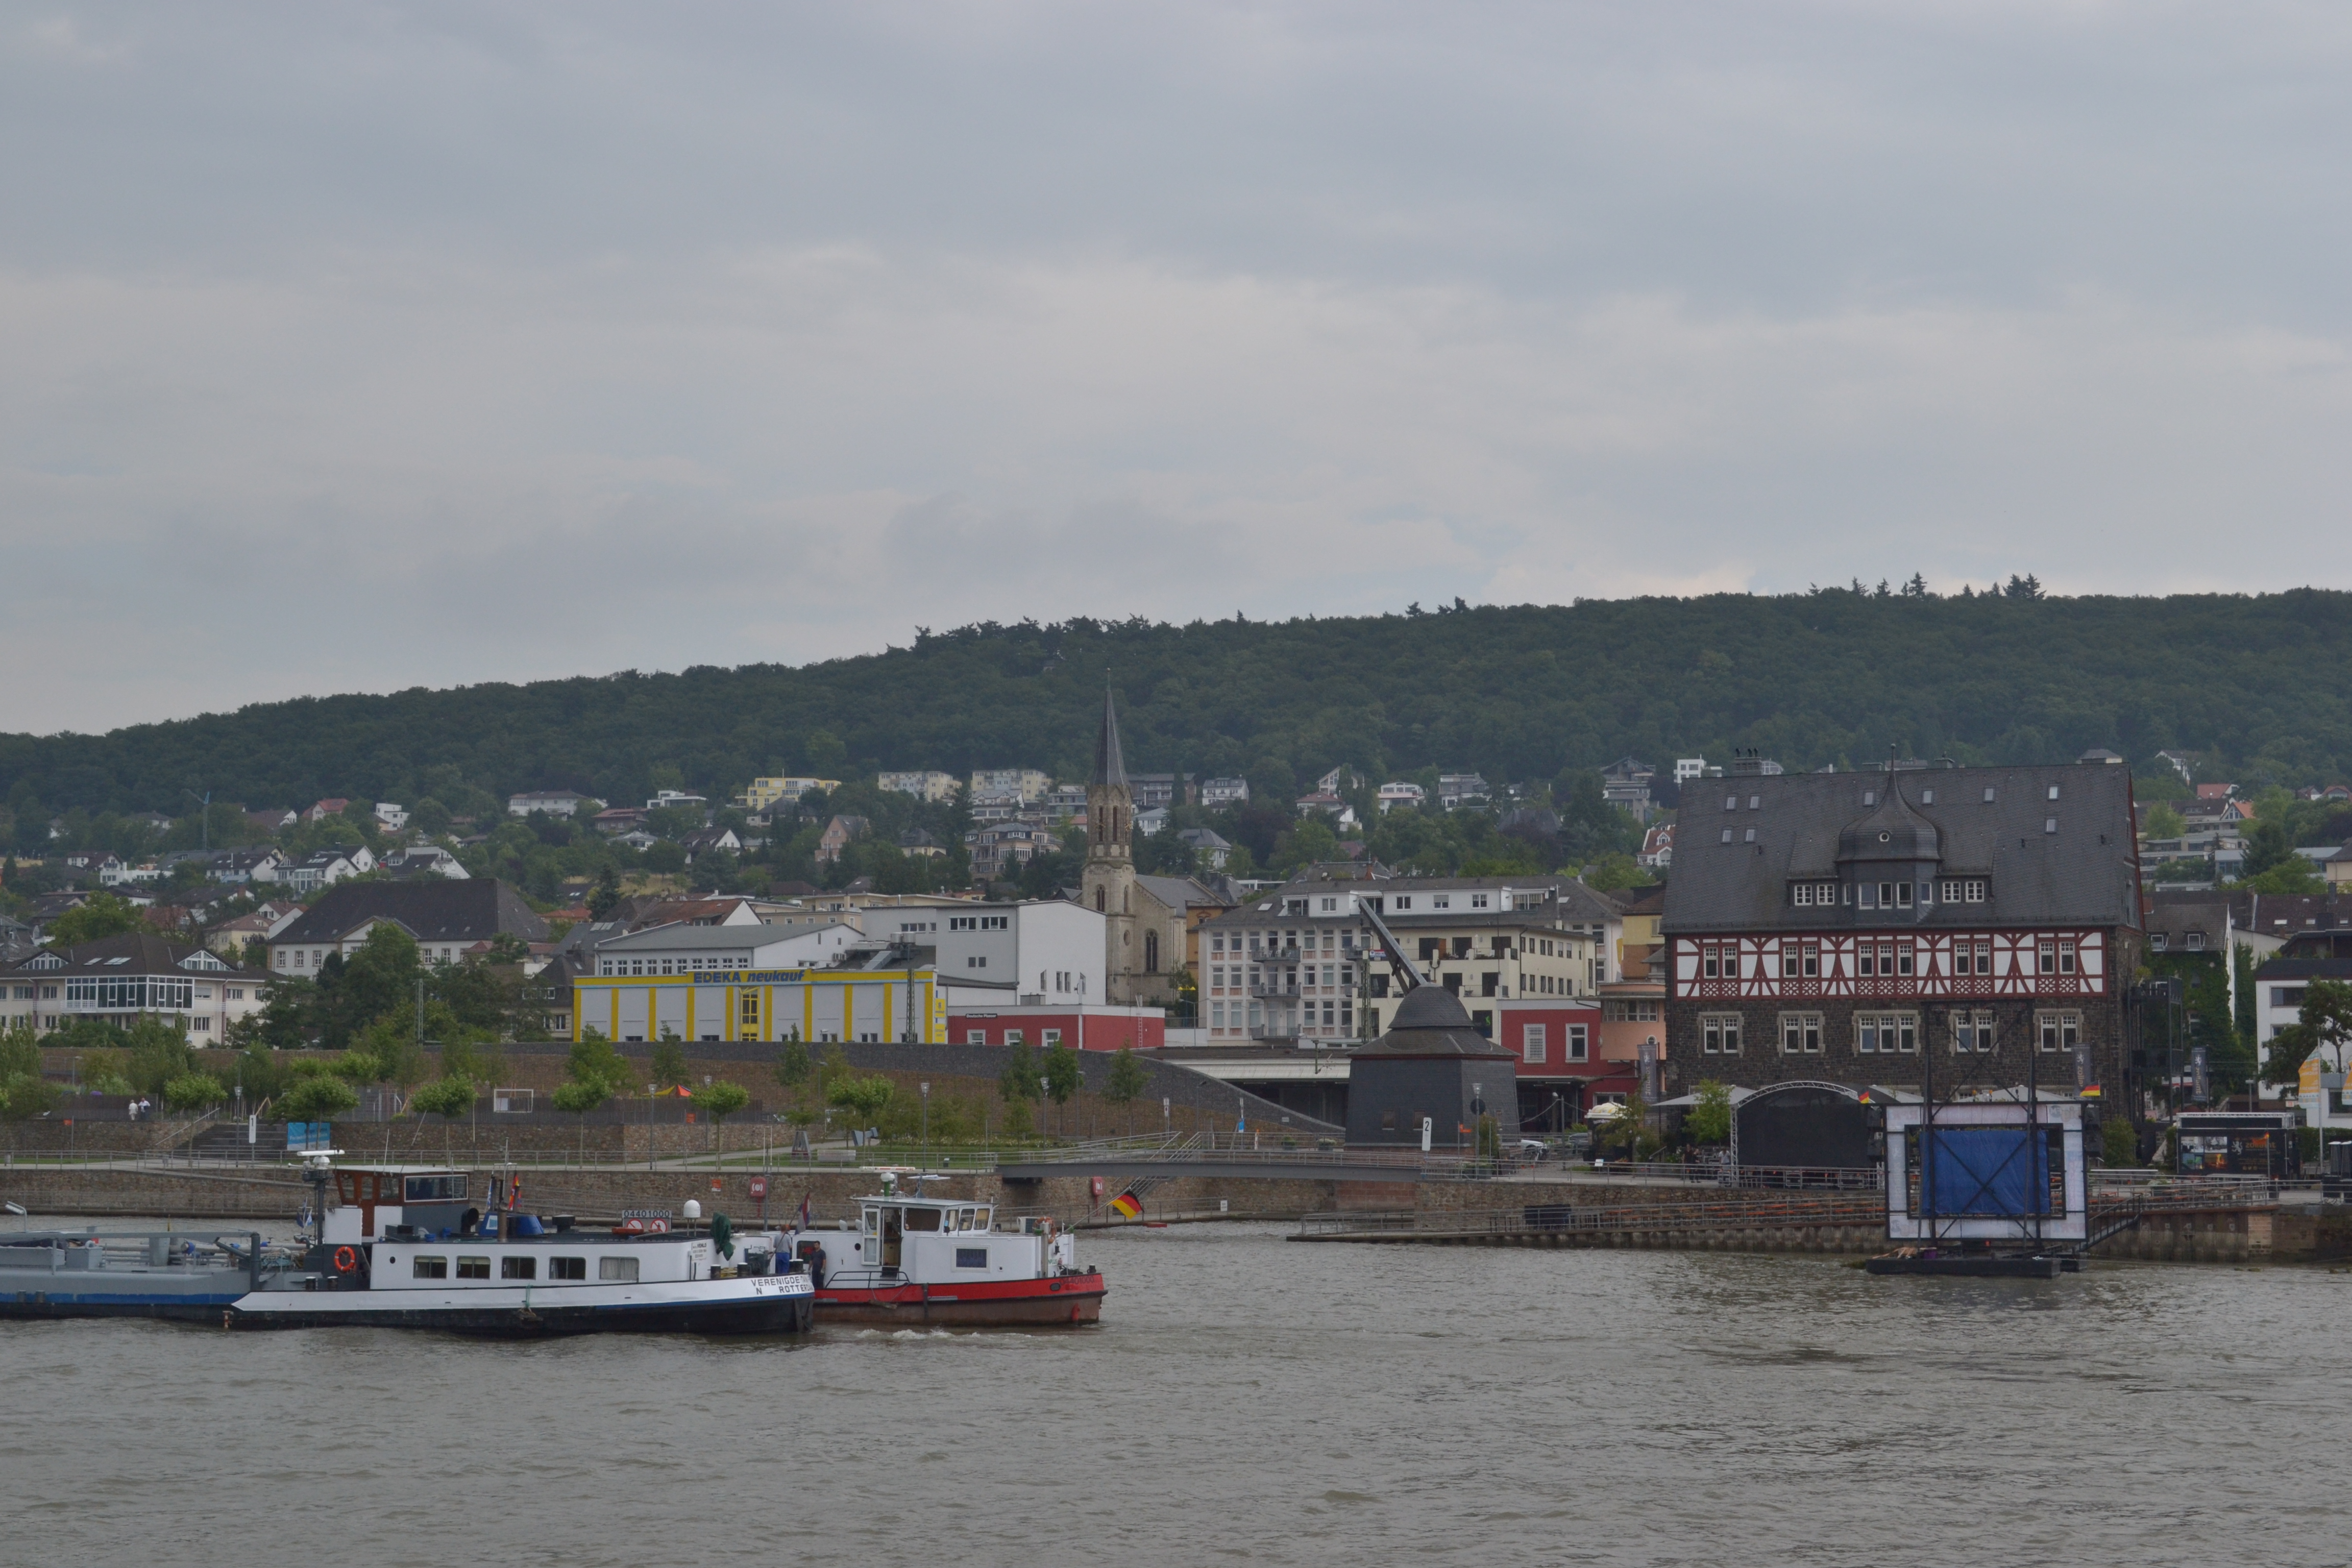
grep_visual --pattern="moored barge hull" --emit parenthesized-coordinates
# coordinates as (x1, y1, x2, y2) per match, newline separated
(814, 1276, 1106, 1327)
(0, 1292, 246, 1324)
(228, 1292, 814, 1336)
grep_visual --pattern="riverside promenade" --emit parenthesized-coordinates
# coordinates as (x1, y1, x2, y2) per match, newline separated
(6, 1142, 2346, 1265)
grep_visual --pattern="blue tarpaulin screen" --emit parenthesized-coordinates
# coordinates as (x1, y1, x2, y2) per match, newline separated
(1925, 1128, 2052, 1217)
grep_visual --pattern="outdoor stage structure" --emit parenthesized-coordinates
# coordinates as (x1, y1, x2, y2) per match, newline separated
(1881, 1098, 2088, 1247)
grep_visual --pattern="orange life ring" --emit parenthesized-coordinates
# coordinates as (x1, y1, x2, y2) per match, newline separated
(332, 1245, 359, 1273)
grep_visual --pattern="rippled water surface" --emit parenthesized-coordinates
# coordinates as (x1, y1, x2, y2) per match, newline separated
(4, 1220, 2348, 1567)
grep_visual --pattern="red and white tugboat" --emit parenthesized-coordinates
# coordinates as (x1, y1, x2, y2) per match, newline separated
(786, 1174, 1106, 1328)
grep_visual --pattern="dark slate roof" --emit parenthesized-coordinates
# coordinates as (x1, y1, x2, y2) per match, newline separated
(1091, 689, 1128, 788)
(1137, 873, 1230, 911)
(271, 880, 548, 947)
(1663, 763, 2140, 935)
(3, 930, 236, 976)
(1359, 983, 1514, 1059)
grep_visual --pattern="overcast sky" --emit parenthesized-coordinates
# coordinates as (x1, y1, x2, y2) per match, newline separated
(5, 3, 2349, 732)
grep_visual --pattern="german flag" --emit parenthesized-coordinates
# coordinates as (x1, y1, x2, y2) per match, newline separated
(1110, 1191, 1143, 1219)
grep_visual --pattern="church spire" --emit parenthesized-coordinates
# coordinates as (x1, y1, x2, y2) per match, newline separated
(1091, 687, 1128, 788)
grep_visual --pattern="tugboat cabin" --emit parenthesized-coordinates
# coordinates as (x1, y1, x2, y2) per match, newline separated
(796, 1190, 1076, 1287)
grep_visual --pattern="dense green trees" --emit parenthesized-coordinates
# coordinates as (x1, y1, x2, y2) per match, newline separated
(6, 591, 2352, 843)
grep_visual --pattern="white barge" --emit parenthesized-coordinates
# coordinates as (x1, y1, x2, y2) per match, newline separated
(228, 1160, 814, 1337)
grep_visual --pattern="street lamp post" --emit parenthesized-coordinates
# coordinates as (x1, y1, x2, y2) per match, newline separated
(920, 1081, 930, 1172)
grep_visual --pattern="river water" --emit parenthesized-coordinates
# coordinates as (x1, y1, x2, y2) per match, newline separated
(3, 1219, 2347, 1567)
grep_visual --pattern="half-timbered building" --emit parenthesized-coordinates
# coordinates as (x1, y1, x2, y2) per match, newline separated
(1661, 761, 2145, 1132)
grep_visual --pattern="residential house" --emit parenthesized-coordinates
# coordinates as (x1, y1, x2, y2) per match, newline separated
(208, 847, 286, 885)
(1660, 762, 2143, 1160)
(678, 827, 742, 863)
(877, 771, 959, 802)
(1378, 781, 1427, 813)
(1637, 823, 1675, 870)
(1130, 773, 1191, 811)
(815, 815, 870, 865)
(1135, 807, 1170, 837)
(507, 789, 599, 817)
(247, 807, 299, 835)
(380, 844, 471, 880)
(897, 828, 945, 859)
(734, 776, 842, 812)
(592, 808, 647, 835)
(1436, 773, 1491, 810)
(2155, 749, 2197, 786)
(1601, 757, 1655, 815)
(1040, 783, 1089, 822)
(645, 790, 707, 814)
(967, 821, 1056, 881)
(373, 802, 409, 832)
(1, 932, 265, 1041)
(205, 900, 305, 959)
(1294, 790, 1357, 824)
(306, 798, 351, 823)
(1178, 827, 1234, 870)
(2326, 842, 2352, 890)
(279, 845, 376, 894)
(1201, 777, 1251, 807)
(268, 880, 548, 975)
(1675, 758, 1710, 781)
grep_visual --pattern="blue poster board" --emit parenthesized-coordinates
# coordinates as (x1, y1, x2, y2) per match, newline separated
(1926, 1128, 2050, 1217)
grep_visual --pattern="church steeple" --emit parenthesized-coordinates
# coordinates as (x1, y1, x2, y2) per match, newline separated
(1091, 687, 1128, 788)
(1086, 689, 1133, 865)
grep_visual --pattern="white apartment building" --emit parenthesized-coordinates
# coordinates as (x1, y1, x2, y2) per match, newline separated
(2, 933, 266, 1041)
(1194, 876, 1604, 1046)
(970, 768, 1053, 800)
(735, 776, 843, 812)
(865, 899, 1107, 1004)
(877, 771, 959, 802)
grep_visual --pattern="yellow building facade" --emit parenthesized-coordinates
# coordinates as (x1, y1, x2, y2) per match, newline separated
(572, 963, 946, 1045)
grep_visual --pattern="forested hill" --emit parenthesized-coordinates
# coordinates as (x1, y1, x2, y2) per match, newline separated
(6, 588, 2351, 821)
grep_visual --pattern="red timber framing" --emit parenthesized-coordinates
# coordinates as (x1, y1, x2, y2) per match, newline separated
(1672, 930, 2105, 1004)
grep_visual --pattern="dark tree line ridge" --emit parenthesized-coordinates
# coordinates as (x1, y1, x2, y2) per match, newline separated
(4, 588, 2350, 823)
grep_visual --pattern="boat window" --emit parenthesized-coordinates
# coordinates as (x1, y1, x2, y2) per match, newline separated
(861, 1207, 879, 1235)
(456, 1256, 490, 1280)
(904, 1207, 940, 1232)
(976, 1208, 993, 1230)
(600, 1256, 640, 1282)
(548, 1257, 586, 1281)
(956, 1209, 974, 1232)
(412, 1255, 448, 1279)
(956, 1247, 988, 1269)
(407, 1175, 467, 1203)
(501, 1256, 536, 1280)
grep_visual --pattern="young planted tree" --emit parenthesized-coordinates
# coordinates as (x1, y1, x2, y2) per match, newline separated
(1041, 1042, 1082, 1139)
(700, 1081, 752, 1147)
(163, 1072, 229, 1114)
(1685, 1080, 1733, 1145)
(276, 1073, 359, 1122)
(1103, 1047, 1149, 1135)
(649, 1034, 691, 1091)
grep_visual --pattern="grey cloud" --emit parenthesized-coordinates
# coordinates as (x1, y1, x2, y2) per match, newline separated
(3, 3, 2350, 729)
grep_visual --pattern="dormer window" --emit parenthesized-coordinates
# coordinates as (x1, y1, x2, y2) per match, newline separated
(1724, 795, 1737, 812)
(1748, 795, 1761, 810)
